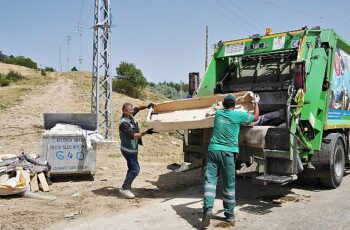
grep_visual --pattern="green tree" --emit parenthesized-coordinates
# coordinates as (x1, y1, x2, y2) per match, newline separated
(116, 62, 147, 88)
(1, 53, 38, 69)
(0, 51, 7, 62)
(71, 66, 78, 71)
(45, 67, 55, 72)
(113, 62, 147, 98)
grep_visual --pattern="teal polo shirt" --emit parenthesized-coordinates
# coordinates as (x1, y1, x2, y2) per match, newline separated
(208, 109, 254, 153)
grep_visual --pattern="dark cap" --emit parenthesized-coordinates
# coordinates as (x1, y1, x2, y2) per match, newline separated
(223, 93, 236, 104)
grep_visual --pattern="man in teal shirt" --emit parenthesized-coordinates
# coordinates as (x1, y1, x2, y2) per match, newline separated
(202, 93, 259, 227)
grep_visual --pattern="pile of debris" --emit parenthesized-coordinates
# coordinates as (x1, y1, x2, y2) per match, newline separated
(0, 153, 51, 196)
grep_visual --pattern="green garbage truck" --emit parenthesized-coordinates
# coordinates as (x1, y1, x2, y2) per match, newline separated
(184, 27, 350, 188)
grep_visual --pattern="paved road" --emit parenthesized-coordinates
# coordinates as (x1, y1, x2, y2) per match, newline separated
(49, 168, 350, 230)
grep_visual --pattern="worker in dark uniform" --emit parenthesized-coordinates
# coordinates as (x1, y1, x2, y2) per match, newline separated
(202, 93, 259, 227)
(119, 102, 156, 199)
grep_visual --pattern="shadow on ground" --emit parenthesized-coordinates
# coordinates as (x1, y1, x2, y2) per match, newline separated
(50, 173, 94, 183)
(92, 168, 350, 229)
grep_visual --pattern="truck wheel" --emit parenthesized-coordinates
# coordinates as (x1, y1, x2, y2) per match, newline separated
(320, 136, 345, 188)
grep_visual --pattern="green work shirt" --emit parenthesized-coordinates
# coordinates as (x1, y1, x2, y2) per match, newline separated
(208, 109, 254, 153)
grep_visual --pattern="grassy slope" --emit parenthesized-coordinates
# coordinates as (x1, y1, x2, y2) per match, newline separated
(0, 63, 54, 110)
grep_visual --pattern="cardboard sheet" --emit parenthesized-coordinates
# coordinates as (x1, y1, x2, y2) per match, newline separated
(147, 91, 254, 132)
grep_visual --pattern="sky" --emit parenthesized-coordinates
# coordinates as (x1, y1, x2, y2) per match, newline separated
(1, 0, 350, 84)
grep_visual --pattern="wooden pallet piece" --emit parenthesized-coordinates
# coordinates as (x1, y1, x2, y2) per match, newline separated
(30, 173, 39, 192)
(37, 173, 50, 192)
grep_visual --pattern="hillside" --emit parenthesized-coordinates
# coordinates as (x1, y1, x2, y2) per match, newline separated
(0, 63, 188, 229)
(0, 63, 54, 110)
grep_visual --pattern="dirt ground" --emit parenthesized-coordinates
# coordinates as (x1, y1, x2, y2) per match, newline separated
(1, 66, 350, 230)
(0, 68, 184, 230)
(47, 171, 350, 230)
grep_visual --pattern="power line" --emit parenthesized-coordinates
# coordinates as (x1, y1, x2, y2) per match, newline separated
(66, 35, 71, 71)
(77, 0, 86, 65)
(202, 0, 254, 34)
(58, 45, 62, 72)
(228, 0, 265, 29)
(217, 0, 262, 32)
(254, 0, 350, 28)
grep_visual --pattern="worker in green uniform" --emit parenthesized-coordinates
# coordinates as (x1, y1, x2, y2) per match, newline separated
(202, 93, 259, 227)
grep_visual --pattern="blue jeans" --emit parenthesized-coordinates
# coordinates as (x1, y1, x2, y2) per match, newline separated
(121, 149, 140, 190)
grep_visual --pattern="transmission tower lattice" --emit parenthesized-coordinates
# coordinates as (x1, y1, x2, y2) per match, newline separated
(91, 0, 113, 139)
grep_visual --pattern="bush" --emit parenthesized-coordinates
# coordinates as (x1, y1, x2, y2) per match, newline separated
(41, 69, 47, 76)
(151, 84, 187, 99)
(71, 66, 78, 71)
(0, 71, 25, 87)
(0, 74, 10, 87)
(45, 67, 54, 72)
(0, 78, 10, 87)
(4, 55, 37, 69)
(6, 70, 24, 81)
(112, 79, 142, 98)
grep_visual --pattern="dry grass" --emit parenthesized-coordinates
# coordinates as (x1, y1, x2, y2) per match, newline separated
(0, 85, 28, 110)
(0, 62, 38, 75)
(0, 63, 56, 111)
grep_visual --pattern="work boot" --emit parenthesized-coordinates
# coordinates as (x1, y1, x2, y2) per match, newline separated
(202, 209, 213, 228)
(224, 212, 235, 222)
(119, 188, 135, 199)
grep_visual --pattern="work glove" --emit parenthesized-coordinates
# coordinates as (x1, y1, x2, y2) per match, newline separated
(147, 103, 155, 109)
(145, 128, 157, 135)
(252, 94, 260, 104)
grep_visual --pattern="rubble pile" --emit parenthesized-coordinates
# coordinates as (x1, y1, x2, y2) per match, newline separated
(0, 153, 51, 195)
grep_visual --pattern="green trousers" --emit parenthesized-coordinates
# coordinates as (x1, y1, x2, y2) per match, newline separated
(203, 150, 236, 215)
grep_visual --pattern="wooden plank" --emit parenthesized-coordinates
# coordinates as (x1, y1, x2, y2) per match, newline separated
(38, 173, 50, 192)
(30, 173, 39, 192)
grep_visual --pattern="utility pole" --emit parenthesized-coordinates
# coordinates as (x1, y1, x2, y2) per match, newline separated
(78, 0, 85, 67)
(66, 35, 71, 71)
(78, 22, 84, 66)
(205, 25, 208, 71)
(59, 45, 62, 72)
(91, 0, 113, 139)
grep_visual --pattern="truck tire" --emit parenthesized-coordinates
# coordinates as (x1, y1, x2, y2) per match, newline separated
(320, 134, 345, 188)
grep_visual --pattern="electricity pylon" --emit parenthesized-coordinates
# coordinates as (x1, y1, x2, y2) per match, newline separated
(91, 0, 113, 139)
